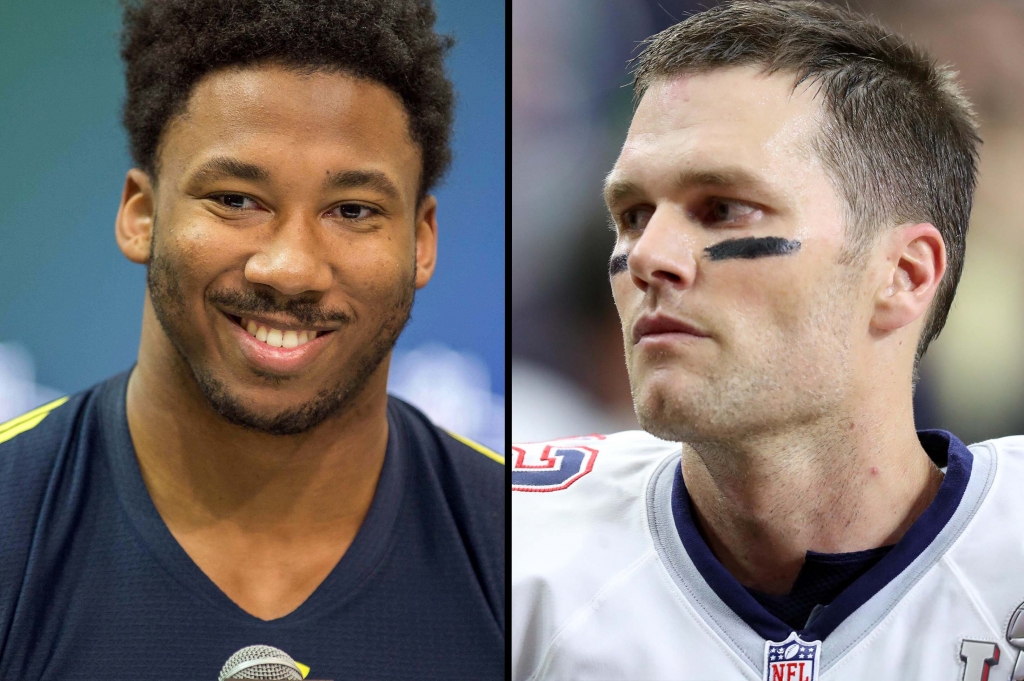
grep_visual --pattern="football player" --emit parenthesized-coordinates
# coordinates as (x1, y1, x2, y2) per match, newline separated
(0, 1, 503, 679)
(512, 2, 1024, 680)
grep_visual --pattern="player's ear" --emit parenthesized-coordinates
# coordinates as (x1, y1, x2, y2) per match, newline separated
(871, 222, 946, 332)
(115, 168, 156, 265)
(413, 194, 438, 289)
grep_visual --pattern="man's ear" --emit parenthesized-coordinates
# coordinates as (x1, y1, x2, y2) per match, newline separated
(872, 223, 946, 332)
(115, 168, 156, 264)
(414, 194, 438, 290)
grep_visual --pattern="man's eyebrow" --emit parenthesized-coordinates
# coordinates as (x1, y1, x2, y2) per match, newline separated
(186, 157, 270, 185)
(603, 177, 644, 208)
(184, 160, 402, 203)
(603, 167, 779, 207)
(323, 169, 402, 202)
(674, 167, 774, 192)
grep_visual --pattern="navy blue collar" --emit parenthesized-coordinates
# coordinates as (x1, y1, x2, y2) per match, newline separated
(670, 430, 973, 641)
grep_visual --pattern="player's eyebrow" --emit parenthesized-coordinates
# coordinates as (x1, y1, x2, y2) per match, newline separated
(186, 156, 270, 186)
(603, 166, 782, 208)
(322, 169, 401, 203)
(183, 159, 401, 204)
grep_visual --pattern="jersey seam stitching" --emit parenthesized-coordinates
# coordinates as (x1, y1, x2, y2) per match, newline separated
(821, 440, 999, 672)
(646, 453, 763, 676)
(529, 548, 659, 681)
(943, 554, 1005, 642)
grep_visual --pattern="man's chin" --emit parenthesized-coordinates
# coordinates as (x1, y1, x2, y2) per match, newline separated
(222, 394, 349, 436)
(192, 368, 354, 437)
(632, 381, 732, 444)
(635, 408, 694, 443)
(633, 390, 692, 443)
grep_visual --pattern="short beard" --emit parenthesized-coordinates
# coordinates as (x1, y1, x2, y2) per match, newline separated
(146, 234, 415, 437)
(190, 308, 409, 436)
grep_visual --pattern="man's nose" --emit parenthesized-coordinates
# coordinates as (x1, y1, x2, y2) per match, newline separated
(243, 211, 333, 295)
(627, 206, 698, 293)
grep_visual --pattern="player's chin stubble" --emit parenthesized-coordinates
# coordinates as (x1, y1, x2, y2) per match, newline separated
(145, 243, 415, 437)
(627, 270, 859, 445)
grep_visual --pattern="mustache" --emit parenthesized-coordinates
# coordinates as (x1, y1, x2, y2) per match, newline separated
(207, 288, 353, 327)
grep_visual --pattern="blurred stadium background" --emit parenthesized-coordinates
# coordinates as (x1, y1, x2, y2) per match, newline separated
(513, 0, 1024, 445)
(0, 0, 504, 453)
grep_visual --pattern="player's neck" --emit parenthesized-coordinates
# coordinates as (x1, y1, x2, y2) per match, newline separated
(680, 398, 944, 596)
(125, 306, 390, 538)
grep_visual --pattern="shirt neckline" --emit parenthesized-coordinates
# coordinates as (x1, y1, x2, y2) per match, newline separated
(670, 430, 972, 642)
(97, 369, 406, 625)
(745, 543, 894, 630)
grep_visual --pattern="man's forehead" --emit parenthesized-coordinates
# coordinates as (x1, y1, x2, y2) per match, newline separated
(182, 66, 412, 142)
(155, 65, 421, 198)
(608, 67, 823, 199)
(630, 67, 822, 135)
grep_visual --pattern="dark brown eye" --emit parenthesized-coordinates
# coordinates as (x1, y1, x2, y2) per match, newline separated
(214, 194, 258, 210)
(336, 204, 372, 219)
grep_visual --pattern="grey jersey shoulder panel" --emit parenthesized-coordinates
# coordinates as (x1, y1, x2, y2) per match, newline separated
(646, 445, 997, 677)
(818, 442, 996, 671)
(646, 454, 767, 674)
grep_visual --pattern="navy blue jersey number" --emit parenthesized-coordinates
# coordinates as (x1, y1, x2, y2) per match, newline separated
(512, 444, 598, 492)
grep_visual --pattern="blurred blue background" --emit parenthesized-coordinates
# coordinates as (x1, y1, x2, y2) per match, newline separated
(0, 0, 505, 451)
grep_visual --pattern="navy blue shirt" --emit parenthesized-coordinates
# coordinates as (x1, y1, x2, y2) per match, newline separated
(745, 545, 893, 630)
(0, 371, 505, 680)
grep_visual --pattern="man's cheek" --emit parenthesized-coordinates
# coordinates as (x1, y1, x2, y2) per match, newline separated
(610, 279, 635, 321)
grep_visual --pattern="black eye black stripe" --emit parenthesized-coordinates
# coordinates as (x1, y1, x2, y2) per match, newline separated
(703, 236, 800, 261)
(608, 236, 800, 276)
(609, 253, 629, 276)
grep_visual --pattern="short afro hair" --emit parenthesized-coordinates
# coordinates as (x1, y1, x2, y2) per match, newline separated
(120, 0, 455, 199)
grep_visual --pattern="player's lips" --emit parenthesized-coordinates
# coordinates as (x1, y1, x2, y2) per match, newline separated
(221, 311, 338, 373)
(632, 314, 710, 345)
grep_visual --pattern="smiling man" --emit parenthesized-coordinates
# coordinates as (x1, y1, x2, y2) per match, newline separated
(0, 1, 503, 679)
(513, 2, 1024, 680)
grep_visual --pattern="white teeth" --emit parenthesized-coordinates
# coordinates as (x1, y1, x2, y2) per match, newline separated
(239, 316, 320, 349)
(266, 328, 284, 347)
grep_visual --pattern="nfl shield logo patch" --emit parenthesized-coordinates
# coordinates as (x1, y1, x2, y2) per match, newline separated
(763, 632, 820, 681)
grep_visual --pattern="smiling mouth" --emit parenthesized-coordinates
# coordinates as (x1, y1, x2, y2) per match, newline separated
(227, 314, 334, 349)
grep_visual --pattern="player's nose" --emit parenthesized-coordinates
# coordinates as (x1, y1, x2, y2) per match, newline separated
(628, 205, 698, 292)
(243, 210, 333, 296)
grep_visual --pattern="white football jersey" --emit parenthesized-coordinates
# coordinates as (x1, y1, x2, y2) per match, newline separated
(512, 430, 1024, 681)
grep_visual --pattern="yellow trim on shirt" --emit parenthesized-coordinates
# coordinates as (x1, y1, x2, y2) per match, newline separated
(0, 396, 69, 445)
(446, 430, 505, 465)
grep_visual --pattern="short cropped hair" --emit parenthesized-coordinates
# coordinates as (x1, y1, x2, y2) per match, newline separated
(120, 0, 455, 200)
(633, 0, 981, 362)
